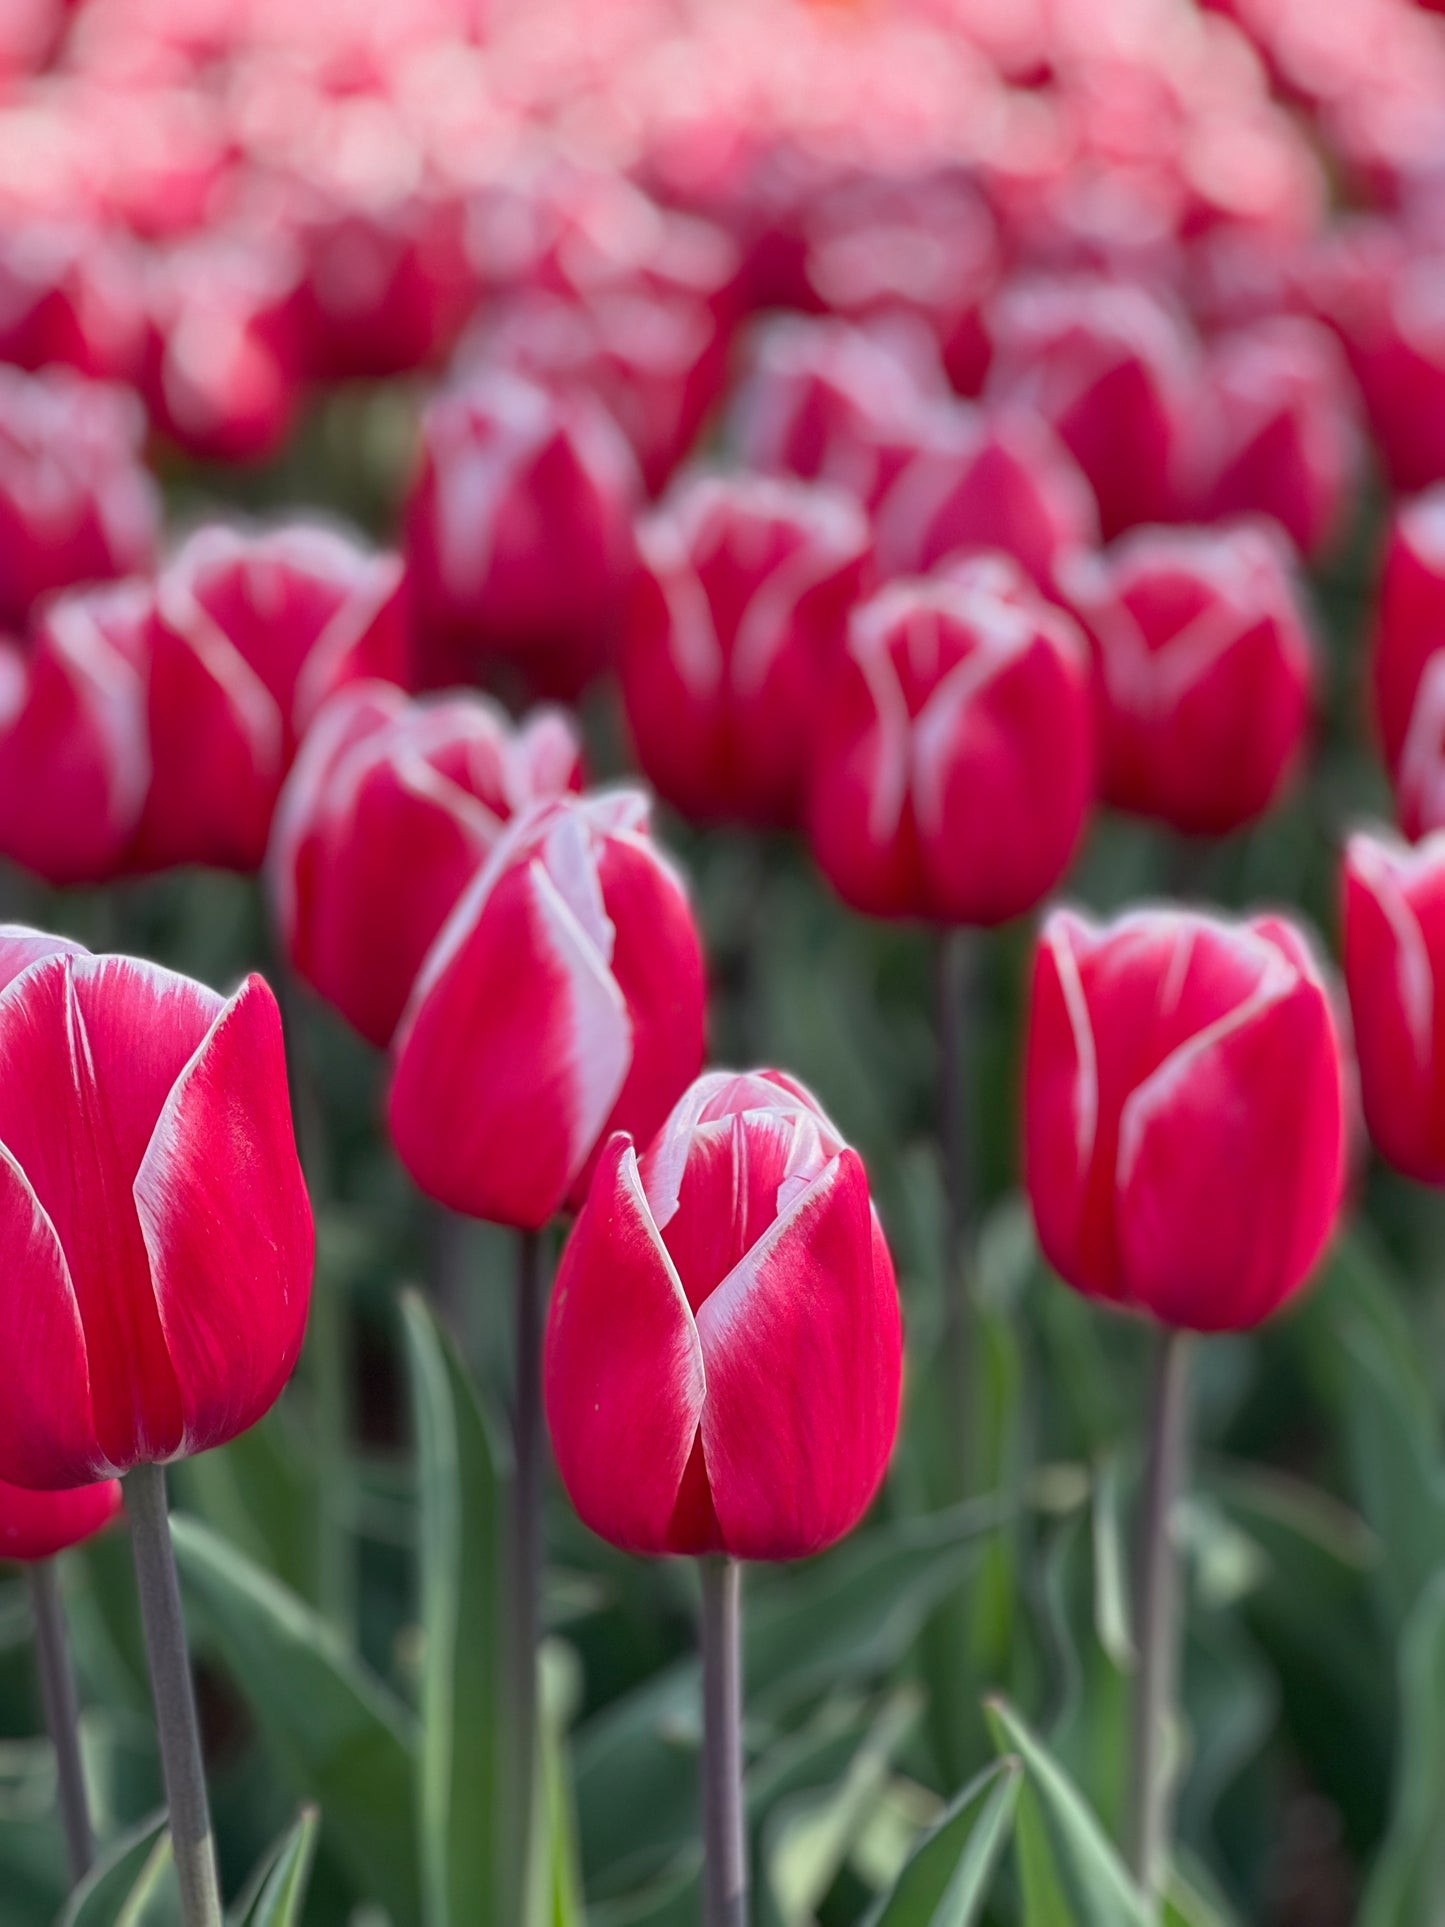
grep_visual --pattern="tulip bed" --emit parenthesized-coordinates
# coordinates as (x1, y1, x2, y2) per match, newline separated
(4, 0, 1445, 1924)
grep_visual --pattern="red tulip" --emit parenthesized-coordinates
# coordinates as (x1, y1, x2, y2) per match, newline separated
(621, 475, 871, 828)
(1025, 906, 1347, 1330)
(0, 223, 147, 384)
(270, 682, 583, 1048)
(984, 275, 1197, 541)
(807, 557, 1093, 925)
(1373, 492, 1445, 820)
(0, 1477, 121, 1564)
(544, 1069, 902, 1559)
(1343, 829, 1445, 1185)
(0, 928, 312, 1488)
(404, 368, 643, 700)
(387, 790, 706, 1229)
(1059, 521, 1314, 836)
(0, 367, 159, 632)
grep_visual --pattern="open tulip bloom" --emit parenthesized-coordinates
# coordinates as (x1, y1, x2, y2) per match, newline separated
(1023, 903, 1348, 1903)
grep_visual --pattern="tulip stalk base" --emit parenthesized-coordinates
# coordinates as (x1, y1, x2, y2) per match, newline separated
(700, 1557, 747, 1927)
(27, 1561, 92, 1884)
(1129, 1327, 1193, 1912)
(126, 1463, 223, 1927)
(511, 1227, 545, 1870)
(936, 926, 978, 1487)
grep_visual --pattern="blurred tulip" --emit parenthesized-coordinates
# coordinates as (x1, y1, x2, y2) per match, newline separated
(269, 681, 582, 1048)
(1060, 521, 1314, 836)
(1373, 491, 1445, 828)
(0, 1476, 121, 1564)
(1025, 905, 1347, 1330)
(808, 557, 1093, 924)
(404, 369, 642, 699)
(0, 367, 158, 632)
(0, 223, 147, 383)
(1315, 234, 1445, 496)
(1342, 829, 1445, 1185)
(621, 474, 871, 828)
(387, 790, 706, 1228)
(985, 275, 1197, 540)
(0, 927, 312, 1488)
(545, 1069, 902, 1559)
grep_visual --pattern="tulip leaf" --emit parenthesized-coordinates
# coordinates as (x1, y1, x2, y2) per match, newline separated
(59, 1811, 178, 1927)
(169, 1512, 419, 1921)
(1359, 1565, 1445, 1927)
(524, 1641, 586, 1927)
(862, 1755, 1021, 1926)
(985, 1697, 1151, 1927)
(403, 1291, 512, 1927)
(228, 1807, 320, 1926)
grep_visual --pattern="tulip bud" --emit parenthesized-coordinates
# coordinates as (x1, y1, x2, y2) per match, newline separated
(544, 1069, 902, 1559)
(807, 557, 1093, 925)
(0, 222, 147, 384)
(1059, 521, 1314, 836)
(387, 790, 706, 1228)
(984, 275, 1197, 540)
(404, 368, 643, 699)
(1343, 829, 1445, 1185)
(1373, 491, 1445, 823)
(269, 682, 583, 1048)
(0, 367, 158, 631)
(621, 475, 871, 828)
(0, 927, 313, 1488)
(1025, 905, 1347, 1330)
(0, 1476, 121, 1563)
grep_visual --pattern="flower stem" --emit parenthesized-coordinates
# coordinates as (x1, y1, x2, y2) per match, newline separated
(936, 925, 977, 1485)
(1129, 1326, 1193, 1911)
(125, 1462, 223, 1927)
(700, 1556, 747, 1927)
(27, 1560, 92, 1885)
(511, 1226, 545, 1872)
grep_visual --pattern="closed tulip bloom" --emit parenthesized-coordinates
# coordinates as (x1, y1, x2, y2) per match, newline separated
(1373, 491, 1445, 805)
(545, 1069, 902, 1559)
(621, 475, 871, 828)
(1060, 521, 1314, 836)
(0, 927, 312, 1488)
(1025, 906, 1347, 1331)
(388, 790, 705, 1229)
(807, 557, 1093, 925)
(270, 682, 583, 1047)
(0, 1477, 121, 1564)
(1342, 829, 1445, 1184)
(0, 367, 159, 631)
(404, 368, 642, 699)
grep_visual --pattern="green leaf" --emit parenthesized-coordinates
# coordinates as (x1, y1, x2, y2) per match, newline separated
(1360, 1566, 1445, 1927)
(229, 1807, 320, 1925)
(403, 1291, 511, 1927)
(863, 1756, 1020, 1926)
(170, 1512, 419, 1920)
(59, 1811, 178, 1927)
(524, 1641, 586, 1927)
(985, 1698, 1150, 1927)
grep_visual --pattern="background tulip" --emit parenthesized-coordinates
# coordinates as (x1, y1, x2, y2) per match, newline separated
(1059, 520, 1315, 836)
(269, 680, 583, 1047)
(544, 1069, 902, 1560)
(621, 473, 871, 828)
(387, 790, 705, 1229)
(1373, 489, 1445, 821)
(807, 557, 1093, 925)
(1025, 906, 1347, 1331)
(0, 1476, 120, 1564)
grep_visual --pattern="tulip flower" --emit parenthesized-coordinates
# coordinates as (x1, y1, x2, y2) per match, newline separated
(1373, 490, 1445, 824)
(0, 1477, 120, 1566)
(269, 681, 583, 1047)
(404, 368, 643, 699)
(621, 473, 871, 828)
(0, 221, 147, 384)
(1059, 520, 1314, 837)
(1024, 903, 1347, 1902)
(0, 366, 159, 631)
(546, 1066, 901, 1925)
(1343, 829, 1445, 1185)
(807, 557, 1093, 926)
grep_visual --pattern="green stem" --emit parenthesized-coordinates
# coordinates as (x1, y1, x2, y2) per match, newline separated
(936, 926, 977, 1486)
(700, 1557, 747, 1927)
(511, 1227, 545, 1875)
(27, 1560, 92, 1884)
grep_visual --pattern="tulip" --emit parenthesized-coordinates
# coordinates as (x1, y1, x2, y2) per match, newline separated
(1373, 490, 1445, 824)
(269, 681, 583, 1047)
(621, 474, 871, 828)
(1059, 520, 1314, 837)
(1024, 902, 1347, 1903)
(0, 1477, 121, 1565)
(403, 368, 643, 699)
(1343, 828, 1445, 1185)
(807, 557, 1093, 926)
(0, 366, 159, 631)
(0, 221, 147, 384)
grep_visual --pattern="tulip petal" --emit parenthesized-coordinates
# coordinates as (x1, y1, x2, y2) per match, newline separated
(696, 1149, 901, 1559)
(135, 975, 313, 1458)
(0, 1476, 122, 1562)
(544, 1136, 706, 1554)
(0, 926, 88, 997)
